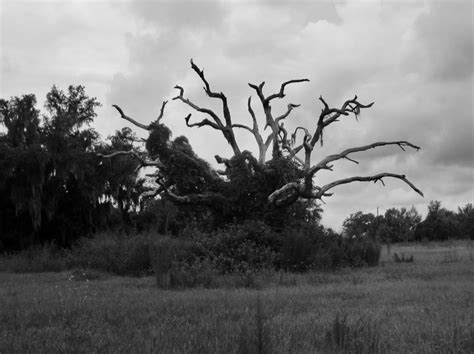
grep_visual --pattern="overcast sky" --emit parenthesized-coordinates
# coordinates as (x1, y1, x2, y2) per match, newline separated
(1, 0, 473, 230)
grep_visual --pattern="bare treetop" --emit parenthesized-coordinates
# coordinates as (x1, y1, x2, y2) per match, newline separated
(101, 59, 423, 210)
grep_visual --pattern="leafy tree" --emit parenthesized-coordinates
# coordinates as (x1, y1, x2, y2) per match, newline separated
(415, 201, 460, 241)
(342, 211, 377, 238)
(0, 94, 48, 248)
(383, 206, 421, 242)
(0, 86, 144, 249)
(457, 203, 474, 240)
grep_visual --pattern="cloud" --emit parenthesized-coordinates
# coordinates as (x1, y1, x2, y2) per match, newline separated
(409, 0, 473, 82)
(1, 0, 472, 230)
(106, 0, 473, 230)
(131, 0, 228, 31)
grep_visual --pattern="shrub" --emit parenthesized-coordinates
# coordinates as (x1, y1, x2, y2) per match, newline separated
(278, 226, 381, 271)
(67, 233, 156, 276)
(0, 242, 66, 273)
(279, 228, 317, 271)
(342, 237, 382, 267)
(168, 258, 219, 289)
(190, 221, 279, 274)
(149, 236, 199, 289)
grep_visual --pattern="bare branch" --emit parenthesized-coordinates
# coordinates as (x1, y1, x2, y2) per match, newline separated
(310, 95, 375, 147)
(248, 79, 308, 159)
(275, 103, 300, 125)
(190, 59, 224, 99)
(190, 59, 235, 128)
(173, 85, 224, 127)
(156, 100, 168, 123)
(232, 123, 254, 134)
(156, 177, 225, 207)
(98, 150, 164, 169)
(112, 105, 151, 130)
(185, 113, 220, 130)
(310, 141, 421, 176)
(315, 173, 424, 198)
(174, 61, 241, 156)
(215, 155, 230, 168)
(266, 79, 310, 102)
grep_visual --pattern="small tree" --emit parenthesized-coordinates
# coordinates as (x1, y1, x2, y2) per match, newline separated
(102, 60, 423, 227)
(384, 206, 421, 242)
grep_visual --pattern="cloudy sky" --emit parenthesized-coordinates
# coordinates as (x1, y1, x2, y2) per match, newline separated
(1, 0, 473, 230)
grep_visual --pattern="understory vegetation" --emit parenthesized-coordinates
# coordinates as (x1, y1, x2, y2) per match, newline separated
(0, 221, 382, 288)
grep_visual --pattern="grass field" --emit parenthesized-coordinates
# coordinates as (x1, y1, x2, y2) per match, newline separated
(1, 241, 473, 353)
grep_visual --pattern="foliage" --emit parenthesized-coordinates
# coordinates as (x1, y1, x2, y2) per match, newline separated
(0, 242, 66, 273)
(415, 201, 462, 241)
(67, 233, 156, 276)
(456, 203, 474, 240)
(383, 206, 421, 242)
(342, 211, 378, 238)
(0, 87, 146, 249)
(342, 201, 473, 244)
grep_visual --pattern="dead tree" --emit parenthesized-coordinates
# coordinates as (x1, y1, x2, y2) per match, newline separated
(101, 59, 423, 212)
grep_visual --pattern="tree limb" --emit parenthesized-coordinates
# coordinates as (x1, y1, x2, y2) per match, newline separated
(266, 79, 309, 103)
(173, 85, 224, 127)
(309, 141, 421, 176)
(248, 79, 308, 159)
(155, 100, 168, 123)
(315, 173, 424, 198)
(112, 105, 151, 130)
(156, 177, 225, 207)
(97, 150, 164, 169)
(173, 60, 241, 156)
(310, 95, 374, 147)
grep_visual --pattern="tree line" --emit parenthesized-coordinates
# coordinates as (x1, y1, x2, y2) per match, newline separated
(342, 201, 474, 242)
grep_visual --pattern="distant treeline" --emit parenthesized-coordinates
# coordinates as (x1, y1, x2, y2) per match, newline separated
(341, 201, 474, 243)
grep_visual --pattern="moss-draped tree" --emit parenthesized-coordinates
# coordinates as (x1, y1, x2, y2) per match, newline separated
(101, 60, 423, 228)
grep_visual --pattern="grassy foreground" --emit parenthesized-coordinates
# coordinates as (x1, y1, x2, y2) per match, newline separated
(1, 242, 473, 353)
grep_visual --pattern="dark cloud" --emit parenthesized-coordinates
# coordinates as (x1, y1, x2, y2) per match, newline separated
(411, 0, 473, 82)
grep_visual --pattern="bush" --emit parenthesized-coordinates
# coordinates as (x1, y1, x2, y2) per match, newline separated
(0, 220, 383, 283)
(278, 226, 381, 271)
(67, 233, 156, 276)
(279, 228, 318, 271)
(189, 220, 279, 274)
(343, 237, 382, 267)
(0, 242, 66, 273)
(168, 258, 219, 289)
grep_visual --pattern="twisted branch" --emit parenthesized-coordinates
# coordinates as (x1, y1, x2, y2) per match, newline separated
(112, 105, 151, 130)
(314, 173, 424, 199)
(309, 141, 421, 176)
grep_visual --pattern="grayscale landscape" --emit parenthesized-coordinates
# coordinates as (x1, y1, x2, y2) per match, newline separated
(1, 0, 473, 352)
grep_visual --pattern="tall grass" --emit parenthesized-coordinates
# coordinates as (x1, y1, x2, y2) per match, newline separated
(1, 253, 473, 353)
